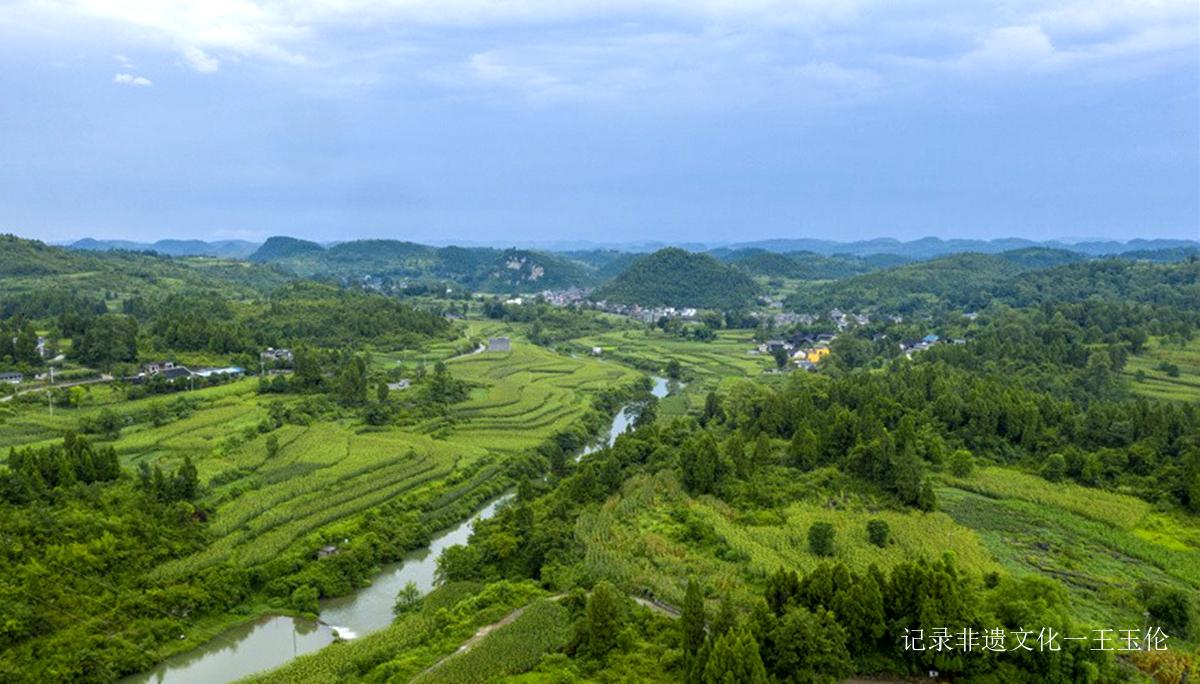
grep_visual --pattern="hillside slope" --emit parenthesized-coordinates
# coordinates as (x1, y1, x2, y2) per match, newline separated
(593, 247, 758, 308)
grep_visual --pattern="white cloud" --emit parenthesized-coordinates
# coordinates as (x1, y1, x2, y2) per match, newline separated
(4, 0, 1196, 102)
(182, 46, 219, 72)
(112, 72, 153, 86)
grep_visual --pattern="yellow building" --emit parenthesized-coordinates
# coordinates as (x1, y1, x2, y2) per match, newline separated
(805, 346, 831, 363)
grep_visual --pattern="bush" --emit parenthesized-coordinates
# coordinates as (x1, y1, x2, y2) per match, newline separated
(1042, 453, 1067, 483)
(808, 522, 835, 557)
(949, 449, 974, 477)
(866, 519, 890, 548)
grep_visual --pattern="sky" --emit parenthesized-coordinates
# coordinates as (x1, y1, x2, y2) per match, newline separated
(0, 0, 1197, 245)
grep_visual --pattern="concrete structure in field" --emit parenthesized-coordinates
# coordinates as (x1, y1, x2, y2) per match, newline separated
(486, 337, 511, 352)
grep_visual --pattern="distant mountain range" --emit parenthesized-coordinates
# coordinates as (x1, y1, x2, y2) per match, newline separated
(67, 235, 1197, 262)
(69, 238, 260, 259)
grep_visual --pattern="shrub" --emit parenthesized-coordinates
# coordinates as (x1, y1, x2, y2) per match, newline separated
(808, 522, 835, 557)
(866, 519, 890, 548)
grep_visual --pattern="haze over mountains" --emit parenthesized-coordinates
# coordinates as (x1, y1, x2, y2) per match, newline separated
(67, 235, 1199, 261)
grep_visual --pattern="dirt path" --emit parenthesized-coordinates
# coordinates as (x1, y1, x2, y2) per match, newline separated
(415, 593, 567, 679)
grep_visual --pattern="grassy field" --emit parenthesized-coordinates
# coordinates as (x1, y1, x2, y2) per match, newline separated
(569, 328, 776, 416)
(937, 467, 1200, 632)
(1124, 335, 1200, 401)
(575, 470, 999, 609)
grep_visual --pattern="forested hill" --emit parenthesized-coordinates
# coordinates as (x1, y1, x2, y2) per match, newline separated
(247, 237, 597, 292)
(0, 234, 290, 299)
(70, 238, 259, 259)
(788, 250, 1200, 313)
(714, 248, 911, 279)
(593, 247, 759, 308)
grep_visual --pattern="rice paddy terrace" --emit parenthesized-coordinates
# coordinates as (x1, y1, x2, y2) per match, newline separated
(0, 336, 642, 589)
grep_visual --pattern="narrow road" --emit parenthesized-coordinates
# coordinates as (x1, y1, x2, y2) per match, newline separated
(0, 374, 113, 402)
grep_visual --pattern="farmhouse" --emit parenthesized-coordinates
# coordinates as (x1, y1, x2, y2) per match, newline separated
(142, 360, 176, 374)
(0, 372, 22, 384)
(487, 337, 511, 352)
(261, 348, 294, 363)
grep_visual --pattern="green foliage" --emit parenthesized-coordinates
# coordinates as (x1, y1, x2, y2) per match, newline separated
(681, 578, 706, 657)
(866, 519, 890, 548)
(702, 626, 768, 684)
(412, 599, 571, 684)
(584, 581, 623, 657)
(594, 248, 759, 309)
(808, 522, 835, 557)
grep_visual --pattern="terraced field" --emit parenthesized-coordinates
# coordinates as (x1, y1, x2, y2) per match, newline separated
(1124, 335, 1200, 401)
(436, 341, 642, 453)
(570, 329, 774, 416)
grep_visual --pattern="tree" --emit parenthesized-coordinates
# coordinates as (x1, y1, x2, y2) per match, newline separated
(1042, 453, 1067, 483)
(292, 346, 323, 390)
(788, 428, 819, 470)
(808, 522, 835, 557)
(290, 585, 319, 614)
(681, 434, 721, 495)
(701, 391, 723, 426)
(376, 382, 390, 403)
(703, 627, 768, 684)
(771, 345, 790, 369)
(948, 449, 974, 477)
(265, 434, 280, 459)
(711, 592, 737, 637)
(13, 324, 40, 366)
(866, 519, 890, 548)
(916, 479, 937, 512)
(76, 314, 137, 369)
(171, 455, 199, 501)
(336, 355, 369, 406)
(393, 581, 421, 616)
(666, 359, 683, 380)
(585, 581, 622, 656)
(765, 606, 853, 684)
(682, 578, 707, 657)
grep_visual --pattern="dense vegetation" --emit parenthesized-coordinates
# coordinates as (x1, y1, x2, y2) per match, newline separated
(594, 247, 760, 309)
(0, 234, 1197, 684)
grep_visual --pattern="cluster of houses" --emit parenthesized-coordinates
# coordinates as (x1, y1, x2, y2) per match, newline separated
(538, 287, 591, 306)
(592, 301, 700, 323)
(898, 334, 966, 358)
(756, 332, 839, 372)
(133, 360, 245, 384)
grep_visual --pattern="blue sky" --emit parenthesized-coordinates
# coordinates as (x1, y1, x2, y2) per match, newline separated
(0, 1, 1196, 245)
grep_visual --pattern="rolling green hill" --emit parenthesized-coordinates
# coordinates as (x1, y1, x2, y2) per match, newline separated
(247, 238, 597, 292)
(593, 247, 759, 308)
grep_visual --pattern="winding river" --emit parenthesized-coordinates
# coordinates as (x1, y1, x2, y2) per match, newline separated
(122, 376, 672, 684)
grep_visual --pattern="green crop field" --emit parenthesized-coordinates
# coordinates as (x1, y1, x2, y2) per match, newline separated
(575, 470, 999, 609)
(1124, 335, 1200, 401)
(433, 340, 642, 453)
(411, 598, 571, 684)
(570, 328, 775, 416)
(937, 466, 1200, 629)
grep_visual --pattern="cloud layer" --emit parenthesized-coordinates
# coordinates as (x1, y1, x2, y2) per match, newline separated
(3, 0, 1195, 101)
